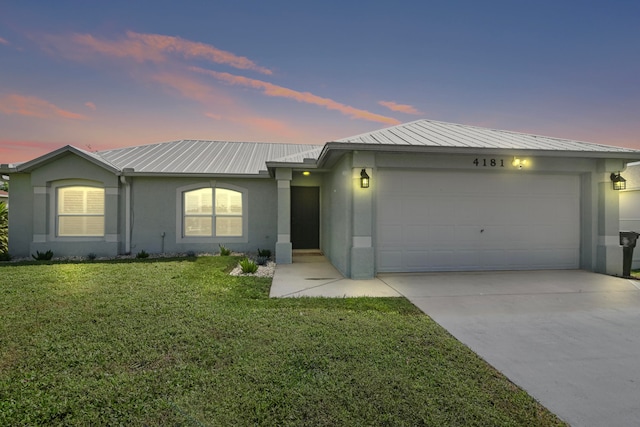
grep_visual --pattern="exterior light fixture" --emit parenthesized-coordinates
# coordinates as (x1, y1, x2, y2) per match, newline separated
(611, 172, 626, 190)
(302, 171, 311, 176)
(512, 157, 528, 169)
(360, 168, 370, 188)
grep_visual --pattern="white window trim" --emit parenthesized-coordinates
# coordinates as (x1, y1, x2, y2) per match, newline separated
(50, 179, 107, 242)
(176, 182, 248, 244)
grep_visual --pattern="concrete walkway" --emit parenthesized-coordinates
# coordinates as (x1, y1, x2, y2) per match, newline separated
(271, 257, 640, 426)
(270, 254, 400, 297)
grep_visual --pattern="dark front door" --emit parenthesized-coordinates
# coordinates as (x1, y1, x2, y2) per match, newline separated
(291, 186, 320, 249)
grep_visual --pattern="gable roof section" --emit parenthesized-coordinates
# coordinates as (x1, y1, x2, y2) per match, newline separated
(14, 145, 120, 173)
(336, 119, 638, 153)
(98, 140, 324, 175)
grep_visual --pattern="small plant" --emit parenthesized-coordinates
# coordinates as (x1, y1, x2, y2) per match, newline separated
(0, 201, 7, 254)
(257, 248, 271, 259)
(186, 250, 197, 258)
(32, 250, 54, 261)
(136, 250, 149, 259)
(219, 244, 231, 256)
(239, 258, 258, 274)
(0, 252, 11, 261)
(256, 256, 268, 266)
(86, 252, 97, 261)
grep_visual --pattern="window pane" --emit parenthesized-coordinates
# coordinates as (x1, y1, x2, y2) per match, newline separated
(185, 188, 212, 214)
(59, 189, 84, 213)
(185, 216, 213, 236)
(58, 186, 105, 214)
(86, 189, 105, 214)
(59, 216, 105, 236)
(57, 186, 105, 236)
(216, 217, 242, 236)
(216, 188, 242, 215)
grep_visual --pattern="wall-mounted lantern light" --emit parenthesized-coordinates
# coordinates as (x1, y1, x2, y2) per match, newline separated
(360, 168, 370, 188)
(611, 172, 626, 190)
(512, 157, 528, 169)
(302, 171, 311, 176)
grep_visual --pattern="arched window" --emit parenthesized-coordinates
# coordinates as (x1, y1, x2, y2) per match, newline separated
(182, 186, 244, 238)
(57, 186, 105, 236)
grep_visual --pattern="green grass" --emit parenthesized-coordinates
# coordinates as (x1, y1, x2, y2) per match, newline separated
(0, 257, 566, 426)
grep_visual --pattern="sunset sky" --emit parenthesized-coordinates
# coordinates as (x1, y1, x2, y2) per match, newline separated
(1, 1, 639, 164)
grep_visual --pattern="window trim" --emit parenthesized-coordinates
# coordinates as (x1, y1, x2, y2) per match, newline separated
(51, 180, 107, 241)
(176, 182, 248, 244)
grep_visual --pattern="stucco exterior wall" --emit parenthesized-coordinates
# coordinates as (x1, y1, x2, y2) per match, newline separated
(9, 154, 121, 258)
(619, 190, 640, 269)
(321, 153, 353, 277)
(369, 152, 623, 276)
(7, 174, 33, 257)
(128, 176, 277, 255)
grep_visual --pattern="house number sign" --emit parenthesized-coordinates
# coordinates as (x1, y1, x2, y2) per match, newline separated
(473, 158, 505, 167)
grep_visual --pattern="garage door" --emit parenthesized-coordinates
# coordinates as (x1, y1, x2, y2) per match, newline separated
(376, 170, 580, 272)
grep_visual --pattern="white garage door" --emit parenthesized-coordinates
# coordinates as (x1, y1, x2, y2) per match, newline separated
(376, 170, 580, 272)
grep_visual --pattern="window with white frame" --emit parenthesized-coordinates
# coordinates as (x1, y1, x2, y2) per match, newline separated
(57, 186, 105, 236)
(183, 187, 243, 237)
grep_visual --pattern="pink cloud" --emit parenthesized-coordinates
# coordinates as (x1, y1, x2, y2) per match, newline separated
(0, 139, 67, 164)
(0, 37, 8, 45)
(378, 100, 422, 115)
(0, 94, 88, 120)
(150, 72, 230, 105)
(205, 112, 300, 139)
(42, 31, 271, 74)
(191, 67, 400, 126)
(85, 101, 96, 111)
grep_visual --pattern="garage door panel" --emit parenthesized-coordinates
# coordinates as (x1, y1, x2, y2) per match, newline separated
(377, 170, 580, 272)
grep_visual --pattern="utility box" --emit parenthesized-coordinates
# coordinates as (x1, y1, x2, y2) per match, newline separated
(619, 231, 640, 278)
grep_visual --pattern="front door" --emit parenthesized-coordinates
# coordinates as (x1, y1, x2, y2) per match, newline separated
(291, 186, 320, 249)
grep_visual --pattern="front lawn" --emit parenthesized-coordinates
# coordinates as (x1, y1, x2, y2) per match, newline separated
(0, 257, 565, 426)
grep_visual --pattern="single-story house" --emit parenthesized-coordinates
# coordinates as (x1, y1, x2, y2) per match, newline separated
(2, 119, 640, 278)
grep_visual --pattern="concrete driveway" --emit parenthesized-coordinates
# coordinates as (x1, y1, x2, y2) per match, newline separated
(379, 270, 640, 427)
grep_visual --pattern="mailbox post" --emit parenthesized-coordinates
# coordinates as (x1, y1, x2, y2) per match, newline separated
(619, 231, 640, 278)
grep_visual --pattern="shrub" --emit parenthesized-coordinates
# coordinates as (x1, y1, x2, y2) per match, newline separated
(257, 248, 271, 259)
(239, 258, 258, 274)
(219, 244, 231, 256)
(0, 201, 7, 254)
(256, 256, 269, 266)
(186, 250, 197, 258)
(86, 252, 97, 261)
(32, 250, 54, 261)
(0, 252, 11, 261)
(136, 250, 149, 259)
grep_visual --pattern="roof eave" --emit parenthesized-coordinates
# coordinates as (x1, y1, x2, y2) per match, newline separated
(15, 145, 121, 174)
(317, 142, 640, 167)
(119, 170, 272, 179)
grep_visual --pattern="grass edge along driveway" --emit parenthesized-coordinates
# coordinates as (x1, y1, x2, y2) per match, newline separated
(0, 256, 566, 426)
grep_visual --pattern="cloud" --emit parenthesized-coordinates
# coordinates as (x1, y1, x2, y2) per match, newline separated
(205, 112, 300, 139)
(191, 67, 400, 125)
(0, 37, 8, 45)
(42, 31, 271, 74)
(84, 101, 96, 111)
(149, 71, 237, 107)
(0, 139, 68, 164)
(378, 100, 422, 115)
(0, 93, 88, 120)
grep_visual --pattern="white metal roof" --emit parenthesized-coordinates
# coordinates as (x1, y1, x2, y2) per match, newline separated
(98, 140, 324, 175)
(337, 119, 638, 153)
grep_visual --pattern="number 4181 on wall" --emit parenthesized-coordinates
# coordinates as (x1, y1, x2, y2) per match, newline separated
(473, 158, 504, 167)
